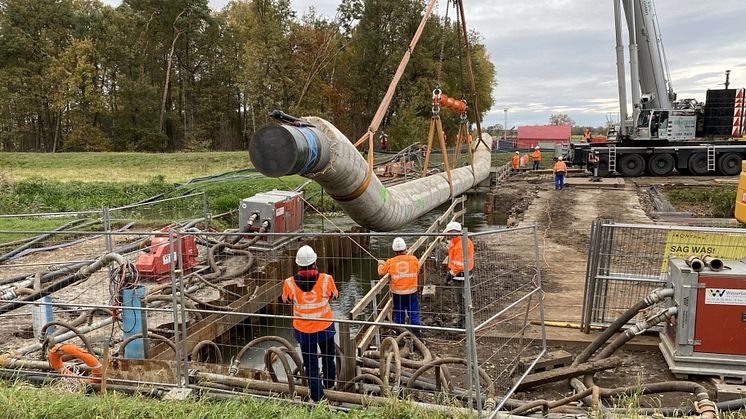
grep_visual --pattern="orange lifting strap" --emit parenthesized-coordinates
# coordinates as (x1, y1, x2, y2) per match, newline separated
(420, 114, 454, 197)
(451, 118, 474, 170)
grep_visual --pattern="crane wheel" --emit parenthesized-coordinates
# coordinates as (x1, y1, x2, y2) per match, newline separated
(716, 153, 742, 176)
(617, 154, 645, 177)
(647, 154, 675, 176)
(688, 153, 709, 176)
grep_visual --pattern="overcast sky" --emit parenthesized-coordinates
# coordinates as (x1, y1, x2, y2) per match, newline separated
(103, 0, 746, 128)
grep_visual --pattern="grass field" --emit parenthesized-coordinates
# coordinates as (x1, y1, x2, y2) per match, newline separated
(0, 381, 454, 419)
(0, 152, 252, 183)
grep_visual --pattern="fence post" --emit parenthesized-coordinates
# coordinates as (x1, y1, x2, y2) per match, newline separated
(581, 219, 600, 333)
(531, 226, 547, 354)
(461, 227, 482, 415)
(201, 192, 209, 231)
(168, 230, 183, 387)
(102, 207, 114, 284)
(176, 230, 190, 386)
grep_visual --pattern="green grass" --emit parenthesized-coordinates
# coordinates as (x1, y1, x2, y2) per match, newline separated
(0, 152, 252, 183)
(0, 380, 456, 419)
(664, 185, 738, 218)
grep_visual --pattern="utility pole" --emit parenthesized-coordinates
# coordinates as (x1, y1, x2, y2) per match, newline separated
(725, 70, 731, 90)
(503, 108, 508, 141)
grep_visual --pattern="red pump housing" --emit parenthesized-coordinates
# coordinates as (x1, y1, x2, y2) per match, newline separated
(134, 234, 198, 282)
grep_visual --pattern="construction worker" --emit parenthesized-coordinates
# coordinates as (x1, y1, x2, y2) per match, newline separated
(282, 245, 338, 402)
(378, 237, 421, 336)
(511, 151, 520, 172)
(553, 156, 567, 190)
(532, 146, 542, 170)
(588, 150, 602, 182)
(582, 128, 592, 143)
(443, 221, 474, 329)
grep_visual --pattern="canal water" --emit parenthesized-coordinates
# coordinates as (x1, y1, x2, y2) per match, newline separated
(234, 192, 508, 370)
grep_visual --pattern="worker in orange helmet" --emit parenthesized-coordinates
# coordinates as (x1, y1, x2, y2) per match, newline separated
(553, 156, 568, 190)
(378, 237, 421, 337)
(282, 245, 338, 402)
(532, 146, 542, 170)
(443, 221, 474, 329)
(511, 150, 520, 172)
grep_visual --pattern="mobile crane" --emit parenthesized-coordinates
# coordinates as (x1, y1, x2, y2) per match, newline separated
(567, 0, 746, 177)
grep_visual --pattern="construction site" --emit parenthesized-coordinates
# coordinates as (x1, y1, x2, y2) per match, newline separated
(2, 0, 746, 418)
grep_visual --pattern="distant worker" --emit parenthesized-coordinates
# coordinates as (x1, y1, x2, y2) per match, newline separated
(378, 237, 421, 337)
(553, 156, 567, 190)
(532, 146, 542, 170)
(443, 221, 474, 329)
(511, 151, 520, 172)
(282, 245, 339, 402)
(582, 128, 592, 143)
(380, 133, 389, 151)
(588, 150, 602, 182)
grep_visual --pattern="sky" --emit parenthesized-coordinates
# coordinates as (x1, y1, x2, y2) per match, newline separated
(102, 0, 746, 128)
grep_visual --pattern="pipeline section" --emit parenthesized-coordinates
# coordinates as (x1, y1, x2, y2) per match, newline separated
(249, 117, 492, 231)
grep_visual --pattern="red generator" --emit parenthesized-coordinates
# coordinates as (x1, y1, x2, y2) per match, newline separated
(661, 258, 746, 381)
(135, 234, 198, 282)
(239, 190, 303, 247)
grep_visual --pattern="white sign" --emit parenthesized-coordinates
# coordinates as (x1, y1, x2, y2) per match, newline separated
(162, 252, 177, 265)
(276, 207, 285, 216)
(705, 288, 746, 305)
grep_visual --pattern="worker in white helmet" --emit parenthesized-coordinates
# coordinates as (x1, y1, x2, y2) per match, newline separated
(532, 146, 542, 170)
(378, 237, 421, 337)
(443, 221, 474, 329)
(553, 155, 567, 190)
(282, 245, 338, 402)
(511, 150, 520, 172)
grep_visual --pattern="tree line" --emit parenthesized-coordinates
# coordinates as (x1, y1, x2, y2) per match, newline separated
(0, 0, 495, 152)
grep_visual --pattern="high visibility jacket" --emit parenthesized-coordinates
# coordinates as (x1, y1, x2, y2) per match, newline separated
(448, 236, 475, 275)
(378, 254, 419, 295)
(553, 161, 567, 174)
(282, 273, 338, 334)
(582, 131, 592, 141)
(511, 155, 520, 168)
(532, 150, 541, 161)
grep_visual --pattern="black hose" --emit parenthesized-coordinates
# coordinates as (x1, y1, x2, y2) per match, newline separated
(0, 219, 89, 264)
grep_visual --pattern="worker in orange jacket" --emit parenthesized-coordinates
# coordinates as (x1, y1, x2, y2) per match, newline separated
(532, 146, 542, 170)
(553, 156, 568, 190)
(282, 245, 338, 402)
(511, 151, 520, 172)
(443, 221, 474, 329)
(582, 128, 592, 143)
(378, 237, 421, 336)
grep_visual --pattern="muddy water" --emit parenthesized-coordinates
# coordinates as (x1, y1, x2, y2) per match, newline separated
(235, 193, 508, 370)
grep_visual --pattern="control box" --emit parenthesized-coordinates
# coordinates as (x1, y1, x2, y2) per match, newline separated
(239, 190, 303, 246)
(660, 258, 746, 381)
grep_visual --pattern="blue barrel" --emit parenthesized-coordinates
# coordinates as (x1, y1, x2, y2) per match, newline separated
(121, 286, 147, 359)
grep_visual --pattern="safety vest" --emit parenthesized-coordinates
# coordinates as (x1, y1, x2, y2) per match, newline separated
(378, 254, 419, 295)
(532, 150, 541, 161)
(553, 161, 567, 173)
(282, 273, 338, 334)
(583, 131, 592, 141)
(511, 155, 520, 168)
(448, 236, 475, 275)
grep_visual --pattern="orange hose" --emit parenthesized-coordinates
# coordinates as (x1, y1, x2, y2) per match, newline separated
(48, 343, 102, 383)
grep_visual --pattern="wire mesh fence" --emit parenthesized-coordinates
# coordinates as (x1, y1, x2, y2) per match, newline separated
(582, 220, 746, 330)
(0, 223, 545, 416)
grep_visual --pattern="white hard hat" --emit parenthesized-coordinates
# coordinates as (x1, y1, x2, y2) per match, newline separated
(392, 237, 407, 252)
(446, 221, 462, 233)
(558, 156, 563, 161)
(295, 245, 317, 267)
(515, 151, 519, 154)
(535, 146, 540, 149)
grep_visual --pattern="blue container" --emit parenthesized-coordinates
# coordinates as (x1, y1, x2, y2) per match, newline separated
(121, 286, 147, 359)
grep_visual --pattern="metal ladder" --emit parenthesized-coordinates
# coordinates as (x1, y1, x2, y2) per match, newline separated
(608, 145, 617, 173)
(707, 145, 716, 172)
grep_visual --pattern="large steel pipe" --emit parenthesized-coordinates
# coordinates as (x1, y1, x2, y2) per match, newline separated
(249, 117, 492, 231)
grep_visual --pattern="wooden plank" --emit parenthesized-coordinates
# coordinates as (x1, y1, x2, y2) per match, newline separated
(356, 299, 392, 351)
(152, 280, 283, 360)
(514, 356, 622, 390)
(519, 350, 573, 373)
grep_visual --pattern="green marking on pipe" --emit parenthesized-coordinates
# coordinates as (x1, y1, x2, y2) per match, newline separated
(379, 185, 389, 204)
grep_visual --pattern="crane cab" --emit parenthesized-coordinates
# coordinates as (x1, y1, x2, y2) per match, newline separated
(633, 109, 697, 141)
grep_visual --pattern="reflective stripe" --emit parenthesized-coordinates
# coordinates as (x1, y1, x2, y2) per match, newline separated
(294, 298, 330, 310)
(392, 287, 418, 295)
(451, 260, 464, 267)
(293, 306, 332, 319)
(391, 273, 417, 280)
(284, 278, 297, 299)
